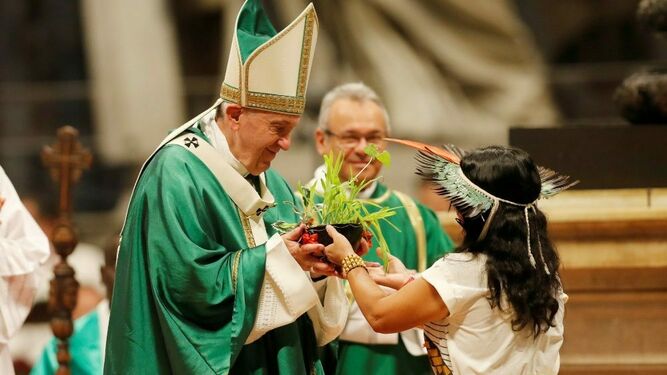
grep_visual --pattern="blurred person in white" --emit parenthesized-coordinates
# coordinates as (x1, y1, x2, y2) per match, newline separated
(0, 165, 50, 375)
(20, 195, 106, 318)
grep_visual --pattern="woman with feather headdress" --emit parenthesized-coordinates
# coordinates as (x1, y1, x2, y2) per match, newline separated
(323, 140, 577, 375)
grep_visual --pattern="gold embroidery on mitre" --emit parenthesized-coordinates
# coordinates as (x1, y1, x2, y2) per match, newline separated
(241, 9, 316, 115)
(296, 11, 315, 99)
(221, 84, 241, 104)
(247, 92, 305, 114)
(222, 87, 306, 115)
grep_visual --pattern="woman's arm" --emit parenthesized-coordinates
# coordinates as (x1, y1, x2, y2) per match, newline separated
(348, 268, 449, 333)
(325, 225, 449, 334)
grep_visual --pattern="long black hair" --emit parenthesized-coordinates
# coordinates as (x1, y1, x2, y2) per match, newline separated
(456, 146, 561, 338)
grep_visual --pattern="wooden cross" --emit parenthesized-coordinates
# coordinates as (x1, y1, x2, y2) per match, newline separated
(41, 126, 92, 375)
(42, 126, 93, 216)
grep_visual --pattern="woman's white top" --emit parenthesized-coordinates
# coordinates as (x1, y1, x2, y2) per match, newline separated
(421, 252, 567, 375)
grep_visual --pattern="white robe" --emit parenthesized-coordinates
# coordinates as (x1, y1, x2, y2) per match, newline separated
(0, 166, 50, 375)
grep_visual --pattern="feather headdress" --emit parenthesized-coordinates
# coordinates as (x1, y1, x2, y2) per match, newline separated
(386, 138, 579, 274)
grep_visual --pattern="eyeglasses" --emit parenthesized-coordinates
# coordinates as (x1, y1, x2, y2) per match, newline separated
(324, 129, 386, 148)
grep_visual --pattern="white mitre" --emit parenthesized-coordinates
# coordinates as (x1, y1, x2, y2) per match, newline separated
(220, 0, 319, 115)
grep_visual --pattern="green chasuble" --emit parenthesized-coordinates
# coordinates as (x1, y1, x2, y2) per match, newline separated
(105, 128, 323, 375)
(321, 183, 455, 375)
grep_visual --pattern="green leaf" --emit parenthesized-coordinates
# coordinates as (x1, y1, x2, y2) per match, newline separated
(376, 150, 391, 166)
(271, 220, 298, 233)
(364, 143, 380, 158)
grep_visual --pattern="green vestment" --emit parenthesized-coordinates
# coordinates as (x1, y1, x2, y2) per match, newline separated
(104, 127, 323, 375)
(324, 183, 455, 375)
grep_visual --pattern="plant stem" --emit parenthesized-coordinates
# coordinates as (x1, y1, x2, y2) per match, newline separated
(352, 157, 374, 183)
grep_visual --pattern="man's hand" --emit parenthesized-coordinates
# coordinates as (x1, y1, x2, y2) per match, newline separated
(281, 224, 338, 278)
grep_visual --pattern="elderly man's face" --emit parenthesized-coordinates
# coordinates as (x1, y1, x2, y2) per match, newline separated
(315, 98, 388, 183)
(223, 105, 300, 175)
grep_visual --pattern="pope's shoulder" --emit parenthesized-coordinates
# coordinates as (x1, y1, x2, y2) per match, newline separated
(136, 144, 209, 187)
(149, 143, 203, 168)
(263, 168, 293, 194)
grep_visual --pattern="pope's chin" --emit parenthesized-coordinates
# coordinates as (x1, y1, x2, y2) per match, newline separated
(255, 154, 277, 173)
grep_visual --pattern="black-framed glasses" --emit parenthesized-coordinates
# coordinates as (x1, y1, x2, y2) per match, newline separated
(323, 129, 386, 148)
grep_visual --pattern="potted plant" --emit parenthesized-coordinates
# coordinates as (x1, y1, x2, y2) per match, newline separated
(274, 145, 398, 268)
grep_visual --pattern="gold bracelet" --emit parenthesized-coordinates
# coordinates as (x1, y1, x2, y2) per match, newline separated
(341, 254, 367, 275)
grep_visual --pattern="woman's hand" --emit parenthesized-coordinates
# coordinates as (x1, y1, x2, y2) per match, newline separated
(368, 268, 412, 290)
(323, 225, 356, 265)
(381, 247, 412, 275)
(367, 248, 415, 289)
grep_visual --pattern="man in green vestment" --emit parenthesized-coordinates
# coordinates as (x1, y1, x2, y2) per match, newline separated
(104, 2, 350, 374)
(310, 82, 456, 375)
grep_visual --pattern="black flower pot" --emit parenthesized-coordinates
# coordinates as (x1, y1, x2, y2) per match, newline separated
(306, 223, 363, 249)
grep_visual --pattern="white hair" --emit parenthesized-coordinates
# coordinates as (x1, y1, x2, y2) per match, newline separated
(317, 82, 391, 133)
(215, 101, 231, 119)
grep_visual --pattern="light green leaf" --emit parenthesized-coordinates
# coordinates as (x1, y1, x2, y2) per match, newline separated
(376, 150, 391, 166)
(364, 143, 380, 158)
(272, 220, 298, 233)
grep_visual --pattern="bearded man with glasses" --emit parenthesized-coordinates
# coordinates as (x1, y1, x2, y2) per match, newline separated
(309, 82, 455, 375)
